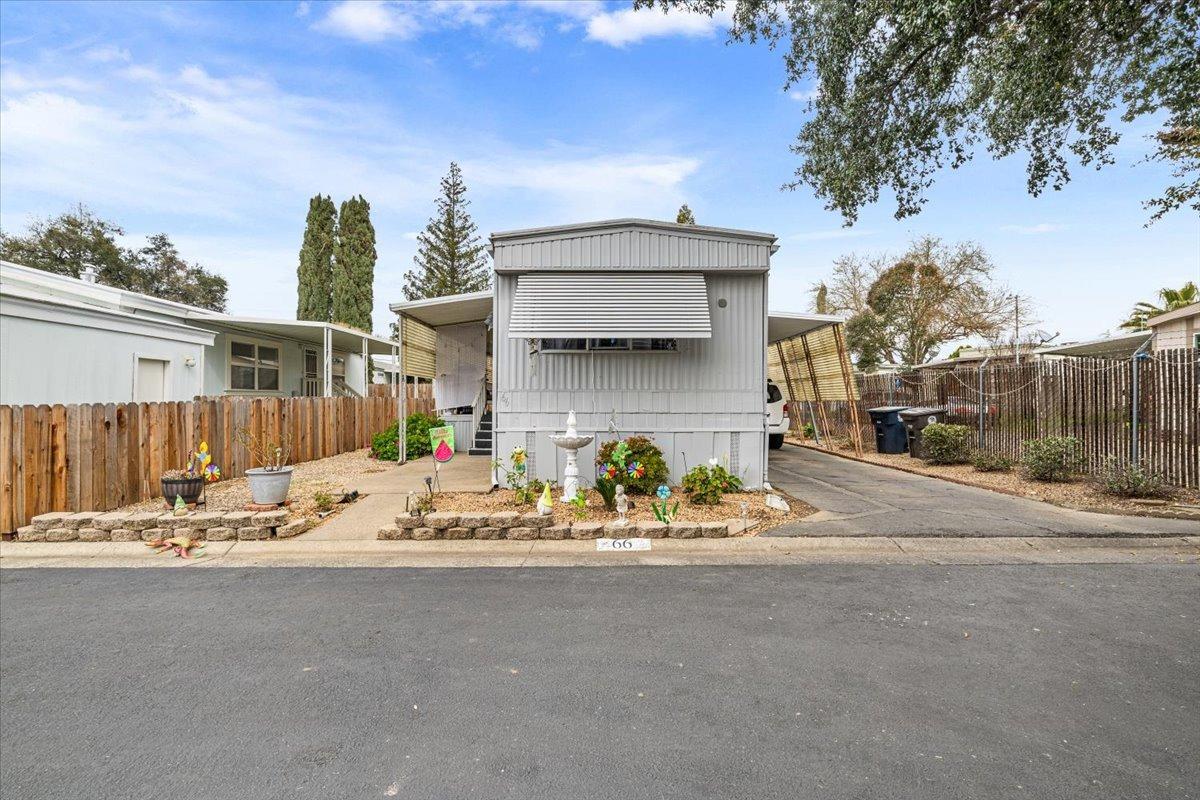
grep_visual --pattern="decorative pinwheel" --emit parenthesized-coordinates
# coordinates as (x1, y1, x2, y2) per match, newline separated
(627, 460, 645, 479)
(656, 484, 671, 501)
(600, 463, 618, 480)
(204, 463, 221, 483)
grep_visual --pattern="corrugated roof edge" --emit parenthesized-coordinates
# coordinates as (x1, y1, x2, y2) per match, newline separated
(489, 218, 778, 246)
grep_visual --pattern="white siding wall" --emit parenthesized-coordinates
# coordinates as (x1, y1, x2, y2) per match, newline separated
(493, 272, 767, 487)
(0, 314, 206, 405)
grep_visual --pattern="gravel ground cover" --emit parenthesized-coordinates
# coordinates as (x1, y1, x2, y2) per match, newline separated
(115, 449, 386, 521)
(793, 439, 1200, 519)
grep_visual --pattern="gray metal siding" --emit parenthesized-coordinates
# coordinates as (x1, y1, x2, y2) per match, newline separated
(493, 228, 771, 272)
(510, 273, 712, 338)
(493, 272, 767, 487)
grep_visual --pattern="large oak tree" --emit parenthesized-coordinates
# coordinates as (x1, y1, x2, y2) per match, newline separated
(638, 0, 1199, 223)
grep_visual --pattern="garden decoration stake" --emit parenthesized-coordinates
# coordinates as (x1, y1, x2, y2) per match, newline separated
(651, 484, 679, 524)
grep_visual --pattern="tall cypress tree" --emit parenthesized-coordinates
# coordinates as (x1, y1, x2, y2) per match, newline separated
(296, 194, 336, 321)
(331, 195, 376, 332)
(403, 162, 490, 301)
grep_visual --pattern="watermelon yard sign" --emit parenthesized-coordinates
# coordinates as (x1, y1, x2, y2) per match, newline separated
(429, 425, 455, 462)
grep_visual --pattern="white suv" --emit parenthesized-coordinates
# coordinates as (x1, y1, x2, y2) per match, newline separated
(767, 379, 788, 450)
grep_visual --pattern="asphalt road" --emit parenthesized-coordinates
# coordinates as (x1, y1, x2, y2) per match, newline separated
(768, 445, 1200, 536)
(2, 566, 1197, 800)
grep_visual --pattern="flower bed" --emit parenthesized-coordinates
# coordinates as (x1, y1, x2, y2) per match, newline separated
(391, 486, 812, 534)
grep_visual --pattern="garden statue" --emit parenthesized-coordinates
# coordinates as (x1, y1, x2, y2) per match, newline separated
(536, 482, 554, 516)
(614, 484, 628, 527)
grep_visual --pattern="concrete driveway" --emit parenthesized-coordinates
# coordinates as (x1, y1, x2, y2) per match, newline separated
(767, 445, 1200, 537)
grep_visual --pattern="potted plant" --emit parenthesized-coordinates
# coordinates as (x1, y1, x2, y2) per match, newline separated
(160, 442, 221, 505)
(236, 427, 293, 505)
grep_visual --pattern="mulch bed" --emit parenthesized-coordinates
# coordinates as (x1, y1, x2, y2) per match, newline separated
(794, 439, 1200, 520)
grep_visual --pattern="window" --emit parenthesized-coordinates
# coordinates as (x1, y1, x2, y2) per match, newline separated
(230, 340, 280, 391)
(538, 338, 677, 352)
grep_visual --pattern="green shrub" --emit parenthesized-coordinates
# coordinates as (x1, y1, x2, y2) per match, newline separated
(1095, 458, 1172, 498)
(801, 422, 815, 438)
(370, 412, 445, 462)
(313, 491, 335, 512)
(920, 423, 973, 464)
(971, 450, 1014, 473)
(595, 435, 669, 494)
(681, 462, 742, 505)
(1021, 436, 1084, 482)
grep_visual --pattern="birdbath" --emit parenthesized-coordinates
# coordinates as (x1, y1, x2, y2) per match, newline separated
(548, 410, 594, 503)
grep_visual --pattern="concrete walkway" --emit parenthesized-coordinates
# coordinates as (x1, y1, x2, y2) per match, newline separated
(300, 453, 492, 541)
(2, 536, 1196, 568)
(768, 445, 1200, 537)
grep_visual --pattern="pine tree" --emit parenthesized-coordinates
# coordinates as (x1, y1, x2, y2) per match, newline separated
(403, 162, 490, 301)
(296, 194, 336, 321)
(675, 204, 696, 225)
(331, 195, 376, 332)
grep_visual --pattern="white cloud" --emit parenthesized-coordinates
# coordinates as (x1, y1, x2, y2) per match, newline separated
(585, 3, 732, 47)
(1000, 223, 1063, 235)
(499, 21, 542, 50)
(295, 1, 311, 18)
(312, 0, 419, 42)
(0, 55, 703, 325)
(788, 86, 820, 103)
(84, 45, 132, 63)
(523, 0, 605, 21)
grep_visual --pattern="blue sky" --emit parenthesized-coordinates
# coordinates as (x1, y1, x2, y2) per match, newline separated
(1, 0, 1197, 348)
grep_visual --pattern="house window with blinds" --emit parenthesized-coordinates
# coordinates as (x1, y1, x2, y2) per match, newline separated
(229, 340, 280, 391)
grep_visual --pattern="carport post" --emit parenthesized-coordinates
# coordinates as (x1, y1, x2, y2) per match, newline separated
(397, 312, 407, 464)
(832, 324, 864, 457)
(775, 342, 800, 436)
(322, 326, 333, 398)
(800, 334, 832, 447)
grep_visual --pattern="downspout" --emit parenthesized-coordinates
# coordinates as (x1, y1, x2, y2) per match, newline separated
(761, 272, 770, 488)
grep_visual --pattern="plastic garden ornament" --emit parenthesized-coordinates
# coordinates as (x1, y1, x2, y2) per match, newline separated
(172, 494, 188, 515)
(627, 461, 645, 479)
(511, 446, 527, 475)
(651, 484, 679, 524)
(536, 482, 554, 516)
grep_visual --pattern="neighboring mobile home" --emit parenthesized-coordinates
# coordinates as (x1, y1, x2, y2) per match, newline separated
(0, 260, 397, 405)
(1145, 302, 1200, 351)
(391, 219, 840, 489)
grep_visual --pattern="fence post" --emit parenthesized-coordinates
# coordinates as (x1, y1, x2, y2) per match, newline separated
(1130, 345, 1148, 464)
(977, 358, 989, 450)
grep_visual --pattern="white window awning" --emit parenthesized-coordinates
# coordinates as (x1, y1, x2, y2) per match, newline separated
(508, 273, 712, 339)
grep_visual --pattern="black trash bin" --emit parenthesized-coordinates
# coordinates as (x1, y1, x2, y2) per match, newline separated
(867, 406, 910, 454)
(899, 407, 949, 459)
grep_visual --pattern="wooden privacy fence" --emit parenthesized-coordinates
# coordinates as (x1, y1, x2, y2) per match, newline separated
(794, 349, 1199, 489)
(368, 381, 435, 413)
(0, 393, 416, 533)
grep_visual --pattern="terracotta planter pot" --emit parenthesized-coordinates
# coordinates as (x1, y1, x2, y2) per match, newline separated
(161, 475, 205, 505)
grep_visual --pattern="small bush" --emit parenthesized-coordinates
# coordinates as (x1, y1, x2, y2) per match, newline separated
(920, 423, 973, 464)
(313, 491, 335, 512)
(801, 422, 815, 439)
(595, 436, 669, 494)
(1095, 458, 1172, 499)
(370, 412, 445, 462)
(681, 462, 742, 505)
(1021, 436, 1084, 482)
(971, 450, 1014, 473)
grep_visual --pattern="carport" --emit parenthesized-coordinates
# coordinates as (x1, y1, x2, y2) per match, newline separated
(766, 313, 865, 457)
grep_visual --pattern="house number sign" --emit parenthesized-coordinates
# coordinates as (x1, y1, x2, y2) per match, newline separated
(596, 538, 651, 551)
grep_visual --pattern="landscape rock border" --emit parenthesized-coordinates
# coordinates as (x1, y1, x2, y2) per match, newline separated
(18, 509, 308, 542)
(377, 512, 755, 541)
